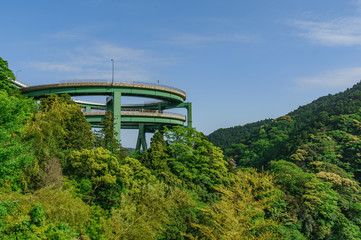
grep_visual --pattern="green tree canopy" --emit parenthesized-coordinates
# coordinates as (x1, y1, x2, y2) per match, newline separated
(0, 57, 15, 93)
(0, 90, 34, 190)
(164, 126, 230, 201)
(26, 94, 94, 161)
(94, 110, 126, 160)
(191, 169, 281, 240)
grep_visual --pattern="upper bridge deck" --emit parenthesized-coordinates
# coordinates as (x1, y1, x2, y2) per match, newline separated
(21, 80, 186, 103)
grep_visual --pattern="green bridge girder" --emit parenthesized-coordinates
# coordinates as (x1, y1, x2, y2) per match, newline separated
(84, 112, 186, 127)
(22, 82, 186, 102)
(21, 81, 192, 151)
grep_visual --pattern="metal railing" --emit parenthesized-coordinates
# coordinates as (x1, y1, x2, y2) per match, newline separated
(11, 80, 29, 88)
(83, 110, 186, 121)
(122, 100, 165, 107)
(75, 99, 166, 108)
(59, 79, 185, 94)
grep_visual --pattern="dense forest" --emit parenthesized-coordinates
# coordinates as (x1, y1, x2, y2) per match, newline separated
(209, 81, 361, 239)
(2, 55, 361, 240)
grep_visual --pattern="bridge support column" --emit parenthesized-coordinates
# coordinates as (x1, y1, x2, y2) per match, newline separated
(136, 123, 147, 152)
(112, 91, 122, 142)
(186, 102, 192, 128)
(174, 102, 192, 128)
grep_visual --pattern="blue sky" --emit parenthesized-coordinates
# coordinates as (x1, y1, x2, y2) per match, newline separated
(2, 0, 361, 147)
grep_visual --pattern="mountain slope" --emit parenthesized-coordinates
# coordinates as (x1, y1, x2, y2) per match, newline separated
(209, 81, 361, 171)
(208, 81, 361, 240)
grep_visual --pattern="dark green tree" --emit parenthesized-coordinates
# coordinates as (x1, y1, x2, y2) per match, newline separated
(140, 130, 181, 186)
(164, 126, 230, 201)
(0, 90, 34, 190)
(25, 94, 94, 189)
(95, 110, 126, 160)
(141, 131, 169, 171)
(270, 160, 361, 240)
(27, 94, 94, 159)
(66, 147, 124, 208)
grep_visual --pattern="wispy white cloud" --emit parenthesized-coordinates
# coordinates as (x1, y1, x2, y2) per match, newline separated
(28, 62, 82, 72)
(168, 33, 256, 47)
(292, 17, 361, 46)
(26, 42, 168, 82)
(51, 30, 87, 41)
(75, 43, 155, 66)
(295, 67, 361, 88)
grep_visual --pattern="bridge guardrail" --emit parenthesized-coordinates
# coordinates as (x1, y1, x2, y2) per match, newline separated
(84, 110, 186, 121)
(59, 79, 185, 95)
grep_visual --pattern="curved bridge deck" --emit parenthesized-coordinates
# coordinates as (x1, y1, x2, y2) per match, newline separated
(21, 82, 186, 103)
(84, 111, 186, 127)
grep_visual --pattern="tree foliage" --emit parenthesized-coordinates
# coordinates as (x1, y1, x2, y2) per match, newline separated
(7, 58, 361, 239)
(190, 169, 281, 240)
(208, 81, 361, 239)
(94, 110, 126, 160)
(0, 90, 34, 190)
(27, 94, 93, 161)
(164, 126, 230, 201)
(0, 57, 16, 94)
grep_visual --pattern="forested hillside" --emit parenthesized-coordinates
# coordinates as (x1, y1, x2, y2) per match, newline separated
(0, 57, 284, 239)
(209, 82, 361, 239)
(3, 55, 361, 239)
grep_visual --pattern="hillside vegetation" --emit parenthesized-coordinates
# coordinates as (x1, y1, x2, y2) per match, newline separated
(209, 81, 361, 239)
(0, 57, 283, 239)
(2, 55, 361, 239)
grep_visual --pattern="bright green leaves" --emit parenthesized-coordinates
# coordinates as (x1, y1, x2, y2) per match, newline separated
(66, 147, 157, 208)
(29, 205, 45, 227)
(270, 160, 349, 239)
(191, 169, 281, 240)
(119, 156, 157, 191)
(164, 127, 229, 200)
(94, 110, 126, 161)
(66, 147, 122, 207)
(104, 183, 171, 239)
(0, 90, 34, 134)
(0, 57, 16, 94)
(69, 147, 120, 186)
(103, 183, 198, 240)
(144, 130, 169, 171)
(27, 94, 94, 160)
(0, 193, 80, 239)
(0, 90, 34, 190)
(23, 94, 94, 190)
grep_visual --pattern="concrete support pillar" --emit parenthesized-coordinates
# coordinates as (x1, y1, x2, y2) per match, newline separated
(136, 123, 147, 152)
(106, 96, 113, 111)
(112, 91, 122, 142)
(85, 105, 91, 112)
(186, 102, 192, 128)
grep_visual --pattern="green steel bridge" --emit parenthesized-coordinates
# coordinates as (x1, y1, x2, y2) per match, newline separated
(15, 80, 192, 151)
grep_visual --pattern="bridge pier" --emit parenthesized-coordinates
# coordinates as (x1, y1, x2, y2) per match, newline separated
(85, 105, 91, 112)
(112, 91, 122, 142)
(186, 102, 192, 128)
(173, 102, 192, 128)
(136, 123, 147, 152)
(106, 91, 122, 142)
